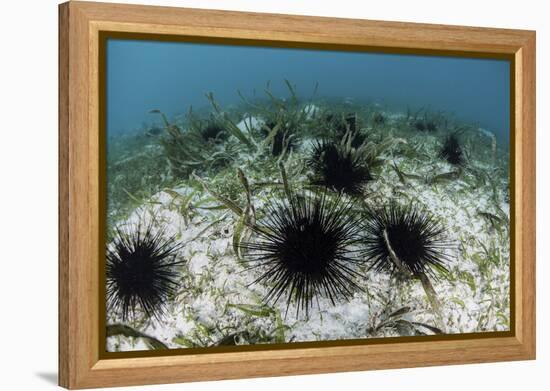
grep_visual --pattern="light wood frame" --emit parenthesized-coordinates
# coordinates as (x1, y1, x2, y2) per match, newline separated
(59, 1, 536, 389)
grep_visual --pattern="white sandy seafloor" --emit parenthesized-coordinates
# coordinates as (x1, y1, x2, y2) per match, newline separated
(106, 108, 510, 352)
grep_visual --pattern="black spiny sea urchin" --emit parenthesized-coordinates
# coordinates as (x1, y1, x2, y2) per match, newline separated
(200, 120, 226, 142)
(413, 120, 426, 132)
(240, 193, 364, 316)
(440, 134, 465, 166)
(106, 221, 184, 321)
(426, 120, 437, 132)
(372, 112, 386, 126)
(361, 202, 451, 278)
(263, 120, 296, 156)
(308, 141, 372, 195)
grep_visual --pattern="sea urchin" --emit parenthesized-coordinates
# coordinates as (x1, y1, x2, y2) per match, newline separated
(308, 141, 372, 195)
(200, 120, 226, 142)
(106, 221, 184, 321)
(361, 202, 451, 278)
(372, 112, 386, 126)
(240, 193, 364, 316)
(440, 134, 465, 166)
(413, 120, 426, 132)
(263, 120, 296, 156)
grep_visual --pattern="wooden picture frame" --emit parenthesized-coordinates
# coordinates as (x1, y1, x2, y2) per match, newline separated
(58, 1, 536, 389)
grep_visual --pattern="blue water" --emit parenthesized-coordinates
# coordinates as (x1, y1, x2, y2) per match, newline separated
(106, 39, 510, 140)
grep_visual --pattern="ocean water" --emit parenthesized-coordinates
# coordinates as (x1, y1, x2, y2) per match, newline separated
(106, 39, 510, 141)
(104, 38, 511, 353)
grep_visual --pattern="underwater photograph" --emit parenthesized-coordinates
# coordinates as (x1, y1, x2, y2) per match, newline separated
(104, 38, 511, 353)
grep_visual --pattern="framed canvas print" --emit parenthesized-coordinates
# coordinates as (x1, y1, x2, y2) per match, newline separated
(58, 1, 536, 389)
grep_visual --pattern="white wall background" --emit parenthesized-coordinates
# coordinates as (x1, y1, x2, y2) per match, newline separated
(0, 0, 546, 389)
